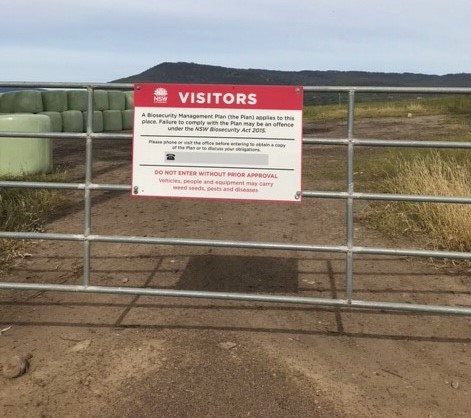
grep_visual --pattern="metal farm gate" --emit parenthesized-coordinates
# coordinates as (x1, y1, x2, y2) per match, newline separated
(1, 82, 470, 316)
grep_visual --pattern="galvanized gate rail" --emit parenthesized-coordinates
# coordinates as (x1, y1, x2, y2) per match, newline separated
(1, 82, 470, 316)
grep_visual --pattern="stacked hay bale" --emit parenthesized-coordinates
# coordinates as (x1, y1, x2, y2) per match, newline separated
(42, 90, 68, 112)
(108, 91, 125, 111)
(103, 91, 123, 131)
(62, 109, 83, 132)
(67, 90, 106, 133)
(39, 90, 67, 132)
(0, 92, 15, 113)
(12, 90, 44, 113)
(67, 90, 87, 111)
(93, 90, 109, 111)
(123, 91, 134, 130)
(82, 110, 104, 133)
(0, 89, 134, 133)
(66, 90, 89, 132)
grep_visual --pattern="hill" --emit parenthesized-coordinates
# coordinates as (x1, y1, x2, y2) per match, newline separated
(114, 62, 471, 104)
(115, 62, 471, 87)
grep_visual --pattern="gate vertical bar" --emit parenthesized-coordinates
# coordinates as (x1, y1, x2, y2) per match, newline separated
(346, 90, 355, 302)
(83, 86, 94, 287)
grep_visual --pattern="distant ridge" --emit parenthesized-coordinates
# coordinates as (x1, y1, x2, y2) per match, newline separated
(114, 62, 471, 88)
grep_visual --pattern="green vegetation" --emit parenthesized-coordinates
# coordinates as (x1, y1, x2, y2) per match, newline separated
(304, 95, 471, 122)
(0, 170, 69, 271)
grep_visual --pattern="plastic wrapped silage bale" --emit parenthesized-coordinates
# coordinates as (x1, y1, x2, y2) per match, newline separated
(82, 111, 104, 133)
(62, 110, 83, 133)
(12, 90, 43, 113)
(103, 110, 122, 132)
(67, 90, 87, 111)
(0, 114, 52, 176)
(39, 111, 62, 132)
(0, 92, 15, 113)
(93, 90, 109, 111)
(124, 91, 134, 109)
(108, 91, 125, 111)
(42, 90, 68, 112)
(121, 109, 134, 131)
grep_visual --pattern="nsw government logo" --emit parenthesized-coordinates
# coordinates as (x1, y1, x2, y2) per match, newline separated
(153, 87, 168, 104)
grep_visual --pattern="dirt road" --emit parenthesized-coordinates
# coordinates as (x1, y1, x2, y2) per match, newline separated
(0, 116, 470, 417)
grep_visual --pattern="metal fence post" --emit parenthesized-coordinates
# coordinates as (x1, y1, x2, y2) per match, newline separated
(83, 86, 94, 287)
(346, 90, 355, 303)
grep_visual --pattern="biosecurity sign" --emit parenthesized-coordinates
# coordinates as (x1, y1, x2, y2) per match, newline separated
(132, 83, 303, 202)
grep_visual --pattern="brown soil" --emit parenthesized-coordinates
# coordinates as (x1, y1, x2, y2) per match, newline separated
(0, 115, 470, 417)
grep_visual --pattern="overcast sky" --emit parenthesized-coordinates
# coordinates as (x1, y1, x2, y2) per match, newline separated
(1, 0, 470, 82)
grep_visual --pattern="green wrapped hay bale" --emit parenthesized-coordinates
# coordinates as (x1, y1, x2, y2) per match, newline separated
(93, 90, 109, 111)
(121, 109, 134, 130)
(12, 90, 43, 113)
(0, 92, 15, 113)
(62, 110, 83, 133)
(108, 91, 125, 111)
(0, 114, 52, 176)
(82, 111, 103, 133)
(103, 110, 123, 132)
(124, 91, 134, 109)
(39, 111, 62, 132)
(42, 90, 68, 112)
(67, 90, 87, 111)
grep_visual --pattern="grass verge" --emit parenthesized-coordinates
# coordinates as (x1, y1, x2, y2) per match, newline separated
(365, 152, 471, 255)
(304, 94, 471, 262)
(304, 95, 471, 122)
(0, 170, 69, 271)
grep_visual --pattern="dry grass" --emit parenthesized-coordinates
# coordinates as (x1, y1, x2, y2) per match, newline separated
(0, 171, 69, 271)
(367, 152, 471, 254)
(305, 94, 471, 265)
(303, 103, 347, 122)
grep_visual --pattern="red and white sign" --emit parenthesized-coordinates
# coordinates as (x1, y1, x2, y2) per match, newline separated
(132, 83, 303, 202)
